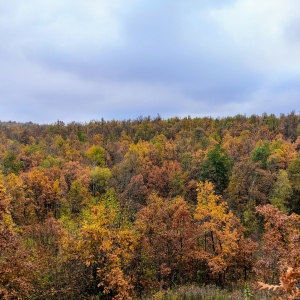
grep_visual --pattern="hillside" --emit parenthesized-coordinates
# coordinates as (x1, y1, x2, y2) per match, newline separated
(1, 112, 300, 299)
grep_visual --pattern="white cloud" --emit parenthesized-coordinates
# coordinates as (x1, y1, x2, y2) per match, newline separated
(211, 0, 300, 71)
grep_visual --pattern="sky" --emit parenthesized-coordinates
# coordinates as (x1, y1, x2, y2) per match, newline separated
(1, 0, 300, 124)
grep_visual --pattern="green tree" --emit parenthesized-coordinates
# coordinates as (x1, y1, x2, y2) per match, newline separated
(200, 144, 233, 194)
(90, 167, 112, 197)
(67, 179, 90, 215)
(270, 170, 292, 212)
(251, 142, 270, 169)
(85, 145, 105, 166)
(2, 150, 24, 175)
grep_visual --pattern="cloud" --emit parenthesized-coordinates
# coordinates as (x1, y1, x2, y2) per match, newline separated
(0, 0, 299, 123)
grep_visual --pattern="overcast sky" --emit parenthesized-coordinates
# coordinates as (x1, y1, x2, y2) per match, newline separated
(1, 0, 300, 124)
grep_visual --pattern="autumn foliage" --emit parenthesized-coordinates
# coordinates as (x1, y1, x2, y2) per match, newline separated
(0, 113, 300, 298)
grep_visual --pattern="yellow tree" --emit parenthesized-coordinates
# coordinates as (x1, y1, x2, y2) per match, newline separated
(85, 145, 105, 166)
(0, 173, 35, 298)
(195, 181, 248, 285)
(74, 199, 136, 300)
(4, 173, 29, 225)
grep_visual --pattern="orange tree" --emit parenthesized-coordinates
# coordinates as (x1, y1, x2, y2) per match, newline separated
(133, 194, 197, 294)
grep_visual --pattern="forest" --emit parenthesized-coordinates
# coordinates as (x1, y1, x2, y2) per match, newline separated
(1, 112, 300, 299)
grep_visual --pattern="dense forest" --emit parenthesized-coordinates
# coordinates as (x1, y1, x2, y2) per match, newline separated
(1, 112, 300, 299)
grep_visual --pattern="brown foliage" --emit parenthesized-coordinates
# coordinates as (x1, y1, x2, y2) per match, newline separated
(258, 267, 300, 300)
(134, 195, 197, 290)
(255, 205, 300, 283)
(147, 160, 185, 198)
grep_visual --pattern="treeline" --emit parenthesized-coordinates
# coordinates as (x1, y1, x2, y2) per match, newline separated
(1, 112, 300, 299)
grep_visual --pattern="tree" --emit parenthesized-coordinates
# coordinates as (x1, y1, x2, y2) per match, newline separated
(270, 170, 292, 212)
(90, 167, 112, 197)
(0, 173, 35, 298)
(222, 130, 254, 162)
(226, 159, 274, 233)
(200, 144, 232, 194)
(195, 181, 249, 285)
(251, 141, 271, 169)
(286, 155, 300, 214)
(71, 200, 135, 299)
(21, 169, 56, 222)
(266, 138, 296, 172)
(62, 161, 90, 192)
(1, 150, 24, 175)
(255, 205, 300, 284)
(4, 173, 28, 225)
(67, 179, 90, 215)
(85, 145, 105, 166)
(134, 195, 197, 292)
(147, 160, 185, 198)
(120, 174, 148, 213)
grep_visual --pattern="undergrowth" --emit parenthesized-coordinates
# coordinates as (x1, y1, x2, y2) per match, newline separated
(146, 284, 270, 300)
